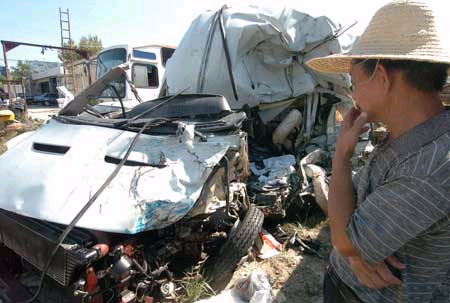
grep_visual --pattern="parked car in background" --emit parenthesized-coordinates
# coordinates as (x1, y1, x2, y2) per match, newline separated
(34, 92, 59, 106)
(25, 94, 35, 104)
(0, 88, 7, 106)
(0, 88, 17, 107)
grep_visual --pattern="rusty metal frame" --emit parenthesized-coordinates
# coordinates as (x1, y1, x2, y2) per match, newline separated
(1, 40, 89, 103)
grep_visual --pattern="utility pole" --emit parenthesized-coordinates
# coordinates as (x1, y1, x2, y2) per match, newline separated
(1, 39, 88, 106)
(2, 41, 13, 103)
(22, 77, 28, 117)
(59, 8, 77, 95)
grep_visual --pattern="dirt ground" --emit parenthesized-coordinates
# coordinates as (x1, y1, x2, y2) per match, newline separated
(228, 218, 331, 303)
(27, 104, 60, 121)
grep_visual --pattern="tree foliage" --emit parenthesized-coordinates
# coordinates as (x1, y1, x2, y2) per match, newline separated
(10, 60, 31, 80)
(58, 35, 103, 62)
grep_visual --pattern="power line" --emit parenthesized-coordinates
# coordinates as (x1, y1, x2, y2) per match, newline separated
(0, 58, 62, 62)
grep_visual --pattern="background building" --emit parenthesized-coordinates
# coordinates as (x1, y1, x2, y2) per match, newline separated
(0, 66, 6, 77)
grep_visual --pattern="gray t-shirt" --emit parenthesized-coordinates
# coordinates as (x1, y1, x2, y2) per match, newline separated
(331, 110, 450, 303)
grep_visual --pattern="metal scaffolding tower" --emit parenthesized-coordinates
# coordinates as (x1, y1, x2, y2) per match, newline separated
(59, 8, 77, 95)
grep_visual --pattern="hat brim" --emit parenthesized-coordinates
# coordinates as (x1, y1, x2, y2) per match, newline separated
(306, 54, 450, 74)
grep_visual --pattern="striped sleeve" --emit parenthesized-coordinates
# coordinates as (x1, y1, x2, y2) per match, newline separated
(346, 174, 449, 266)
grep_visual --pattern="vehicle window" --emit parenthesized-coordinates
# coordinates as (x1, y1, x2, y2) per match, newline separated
(132, 64, 159, 88)
(97, 48, 127, 98)
(99, 74, 126, 99)
(132, 50, 156, 60)
(96, 48, 127, 79)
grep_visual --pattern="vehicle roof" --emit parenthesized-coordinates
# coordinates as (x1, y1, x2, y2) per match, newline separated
(99, 44, 175, 55)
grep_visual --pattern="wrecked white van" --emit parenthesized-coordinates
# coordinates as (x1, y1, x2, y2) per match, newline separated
(0, 66, 263, 302)
(95, 44, 175, 108)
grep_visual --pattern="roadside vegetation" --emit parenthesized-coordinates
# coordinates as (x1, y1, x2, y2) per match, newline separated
(0, 113, 42, 155)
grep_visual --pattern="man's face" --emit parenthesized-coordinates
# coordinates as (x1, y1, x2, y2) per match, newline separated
(350, 63, 386, 122)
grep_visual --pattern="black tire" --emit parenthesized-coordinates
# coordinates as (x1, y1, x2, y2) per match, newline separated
(203, 205, 264, 291)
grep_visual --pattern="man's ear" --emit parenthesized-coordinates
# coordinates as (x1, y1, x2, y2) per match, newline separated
(377, 64, 392, 94)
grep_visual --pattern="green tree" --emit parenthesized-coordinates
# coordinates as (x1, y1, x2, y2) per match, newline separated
(79, 35, 103, 57)
(10, 60, 30, 80)
(58, 35, 103, 62)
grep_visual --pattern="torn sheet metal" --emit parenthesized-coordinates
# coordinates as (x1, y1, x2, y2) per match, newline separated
(55, 86, 74, 108)
(305, 164, 329, 214)
(272, 109, 302, 148)
(0, 119, 241, 234)
(59, 65, 129, 116)
(166, 6, 354, 116)
(249, 154, 296, 219)
(250, 155, 296, 186)
(299, 149, 327, 188)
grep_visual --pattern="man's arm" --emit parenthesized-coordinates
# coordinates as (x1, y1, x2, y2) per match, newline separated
(328, 108, 366, 256)
(329, 108, 404, 289)
(329, 154, 358, 257)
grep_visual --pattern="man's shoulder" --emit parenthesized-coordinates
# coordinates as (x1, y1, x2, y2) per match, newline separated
(387, 129, 449, 181)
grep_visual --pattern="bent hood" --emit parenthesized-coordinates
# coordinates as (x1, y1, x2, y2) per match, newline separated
(0, 119, 239, 233)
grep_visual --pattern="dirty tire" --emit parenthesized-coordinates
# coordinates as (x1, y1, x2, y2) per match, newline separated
(203, 205, 264, 291)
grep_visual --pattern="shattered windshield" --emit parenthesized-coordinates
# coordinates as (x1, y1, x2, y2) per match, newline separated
(96, 48, 127, 98)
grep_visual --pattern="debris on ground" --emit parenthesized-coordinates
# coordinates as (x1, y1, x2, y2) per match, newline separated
(254, 228, 283, 260)
(235, 271, 273, 303)
(196, 271, 273, 303)
(0, 110, 16, 122)
(289, 231, 323, 259)
(230, 219, 330, 303)
(195, 289, 245, 303)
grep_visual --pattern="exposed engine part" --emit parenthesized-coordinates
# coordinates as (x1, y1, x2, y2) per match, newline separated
(143, 296, 154, 303)
(111, 255, 133, 281)
(120, 289, 136, 303)
(0, 209, 94, 286)
(305, 164, 329, 214)
(84, 244, 110, 263)
(0, 200, 251, 302)
(132, 259, 152, 281)
(85, 267, 100, 294)
(160, 281, 175, 297)
(73, 278, 87, 297)
(177, 226, 191, 239)
(183, 231, 227, 242)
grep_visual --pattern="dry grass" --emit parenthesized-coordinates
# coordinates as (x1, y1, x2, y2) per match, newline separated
(175, 269, 215, 303)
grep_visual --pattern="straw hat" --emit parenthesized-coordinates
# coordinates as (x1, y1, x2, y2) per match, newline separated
(306, 1, 450, 74)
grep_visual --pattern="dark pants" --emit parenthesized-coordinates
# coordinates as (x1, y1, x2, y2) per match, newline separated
(323, 266, 364, 303)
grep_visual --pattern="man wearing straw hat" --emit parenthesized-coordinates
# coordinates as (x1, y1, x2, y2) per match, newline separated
(306, 1, 449, 302)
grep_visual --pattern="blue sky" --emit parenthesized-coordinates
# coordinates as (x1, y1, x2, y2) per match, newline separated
(1, 0, 395, 66)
